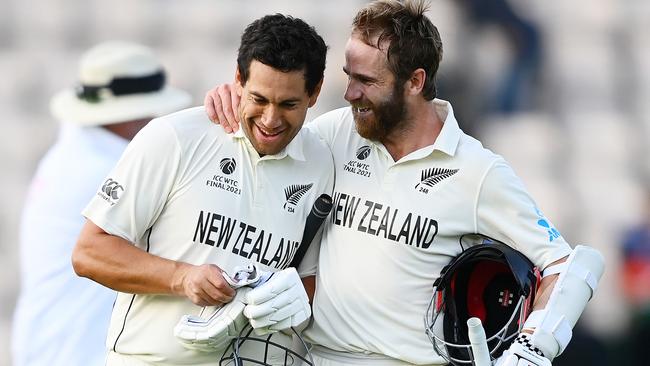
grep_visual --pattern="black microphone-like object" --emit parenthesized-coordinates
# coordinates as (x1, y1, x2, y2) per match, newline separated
(289, 194, 333, 268)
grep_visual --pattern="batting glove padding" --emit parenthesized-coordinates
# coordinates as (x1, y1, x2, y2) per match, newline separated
(243, 267, 311, 335)
(174, 287, 251, 352)
(494, 334, 552, 366)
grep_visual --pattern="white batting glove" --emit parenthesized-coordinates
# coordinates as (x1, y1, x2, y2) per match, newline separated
(174, 287, 251, 352)
(243, 267, 311, 335)
(494, 334, 552, 366)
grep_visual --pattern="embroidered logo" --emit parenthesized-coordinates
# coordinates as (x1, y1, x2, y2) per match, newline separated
(283, 183, 313, 212)
(356, 145, 371, 160)
(415, 168, 458, 193)
(220, 158, 236, 175)
(98, 178, 124, 206)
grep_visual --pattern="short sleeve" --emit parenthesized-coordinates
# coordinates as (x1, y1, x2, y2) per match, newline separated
(476, 159, 572, 269)
(82, 119, 181, 244)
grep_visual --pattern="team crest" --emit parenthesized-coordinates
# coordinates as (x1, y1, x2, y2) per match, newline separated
(415, 167, 458, 193)
(283, 183, 313, 212)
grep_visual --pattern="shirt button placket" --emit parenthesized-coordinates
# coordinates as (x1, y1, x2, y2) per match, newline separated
(253, 161, 264, 208)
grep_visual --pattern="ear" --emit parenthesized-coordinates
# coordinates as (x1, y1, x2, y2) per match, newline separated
(406, 68, 426, 96)
(308, 78, 324, 108)
(234, 67, 243, 95)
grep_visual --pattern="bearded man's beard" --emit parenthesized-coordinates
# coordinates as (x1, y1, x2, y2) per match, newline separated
(353, 81, 407, 141)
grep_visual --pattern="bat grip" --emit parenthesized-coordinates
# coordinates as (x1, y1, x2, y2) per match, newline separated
(467, 317, 492, 366)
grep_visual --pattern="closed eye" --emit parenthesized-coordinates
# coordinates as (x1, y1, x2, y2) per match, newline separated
(280, 102, 299, 109)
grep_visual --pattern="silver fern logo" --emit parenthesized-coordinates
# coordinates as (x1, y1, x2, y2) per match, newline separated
(283, 183, 313, 212)
(415, 168, 458, 193)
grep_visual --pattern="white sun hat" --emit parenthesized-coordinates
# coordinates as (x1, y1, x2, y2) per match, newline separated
(50, 41, 192, 126)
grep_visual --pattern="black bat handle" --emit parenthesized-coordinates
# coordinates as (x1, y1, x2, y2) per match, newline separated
(289, 194, 333, 268)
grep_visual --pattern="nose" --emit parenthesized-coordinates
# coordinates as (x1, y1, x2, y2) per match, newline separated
(260, 105, 282, 129)
(344, 79, 362, 103)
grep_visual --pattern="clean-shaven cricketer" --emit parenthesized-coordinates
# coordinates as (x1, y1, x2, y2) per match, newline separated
(73, 14, 333, 365)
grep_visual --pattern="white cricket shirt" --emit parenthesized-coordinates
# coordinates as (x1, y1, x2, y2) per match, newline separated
(83, 107, 334, 365)
(13, 124, 125, 366)
(302, 100, 572, 365)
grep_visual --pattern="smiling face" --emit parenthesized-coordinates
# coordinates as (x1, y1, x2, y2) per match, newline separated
(236, 60, 320, 156)
(343, 33, 407, 141)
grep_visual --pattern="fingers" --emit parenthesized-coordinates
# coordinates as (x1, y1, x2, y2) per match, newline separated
(244, 289, 295, 318)
(243, 271, 311, 332)
(204, 84, 241, 133)
(219, 84, 239, 131)
(246, 299, 305, 329)
(204, 92, 218, 123)
(183, 264, 235, 306)
(246, 268, 299, 304)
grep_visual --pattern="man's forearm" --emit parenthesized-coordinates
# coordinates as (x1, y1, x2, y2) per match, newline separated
(72, 220, 190, 295)
(522, 257, 567, 334)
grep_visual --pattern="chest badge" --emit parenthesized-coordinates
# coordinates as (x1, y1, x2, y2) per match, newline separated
(283, 183, 313, 212)
(415, 168, 459, 194)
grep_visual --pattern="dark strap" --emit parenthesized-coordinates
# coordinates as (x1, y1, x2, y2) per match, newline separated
(76, 70, 166, 103)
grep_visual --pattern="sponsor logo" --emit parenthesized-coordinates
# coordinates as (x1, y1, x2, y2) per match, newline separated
(498, 290, 514, 307)
(356, 145, 371, 160)
(98, 178, 124, 206)
(220, 158, 237, 175)
(415, 167, 458, 194)
(283, 183, 313, 212)
(535, 207, 561, 242)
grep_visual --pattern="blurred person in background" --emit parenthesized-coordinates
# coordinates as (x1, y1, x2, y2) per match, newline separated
(12, 41, 191, 366)
(438, 0, 542, 135)
(618, 191, 650, 365)
(458, 0, 541, 114)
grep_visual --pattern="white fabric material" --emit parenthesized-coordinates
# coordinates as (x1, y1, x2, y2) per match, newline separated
(12, 124, 127, 366)
(83, 107, 334, 365)
(50, 41, 191, 126)
(301, 100, 572, 365)
(524, 245, 605, 359)
(244, 267, 311, 334)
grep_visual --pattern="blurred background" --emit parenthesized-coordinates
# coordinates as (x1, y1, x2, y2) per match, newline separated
(1, 0, 649, 365)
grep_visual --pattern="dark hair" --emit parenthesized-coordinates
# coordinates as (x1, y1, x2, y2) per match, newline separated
(352, 0, 443, 100)
(237, 14, 327, 96)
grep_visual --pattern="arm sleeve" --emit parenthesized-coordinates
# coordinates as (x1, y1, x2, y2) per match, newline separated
(82, 119, 181, 245)
(476, 159, 572, 269)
